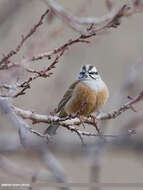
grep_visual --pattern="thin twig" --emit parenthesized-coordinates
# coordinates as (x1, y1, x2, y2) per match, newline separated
(97, 90, 143, 120)
(0, 9, 49, 69)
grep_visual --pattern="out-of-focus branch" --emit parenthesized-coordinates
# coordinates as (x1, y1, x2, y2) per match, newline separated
(0, 154, 53, 181)
(0, 97, 50, 146)
(43, 0, 143, 35)
(42, 149, 70, 190)
(0, 97, 70, 187)
(124, 0, 143, 16)
(105, 0, 115, 10)
(0, 97, 28, 130)
(0, 145, 70, 188)
(43, 0, 126, 34)
(89, 139, 104, 190)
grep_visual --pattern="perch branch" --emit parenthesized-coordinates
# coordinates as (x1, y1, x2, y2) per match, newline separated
(12, 90, 143, 141)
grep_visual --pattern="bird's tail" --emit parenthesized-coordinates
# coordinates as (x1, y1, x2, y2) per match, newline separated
(44, 123, 59, 135)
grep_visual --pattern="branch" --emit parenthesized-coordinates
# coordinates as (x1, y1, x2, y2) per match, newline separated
(0, 36, 90, 98)
(1, 1, 143, 98)
(105, 0, 115, 10)
(0, 9, 49, 69)
(12, 90, 143, 142)
(26, 37, 90, 62)
(42, 150, 70, 190)
(97, 90, 143, 120)
(1, 1, 143, 99)
(123, 0, 143, 16)
(0, 97, 50, 146)
(43, 0, 143, 35)
(13, 90, 143, 123)
(43, 0, 128, 34)
(0, 154, 53, 181)
(14, 53, 63, 97)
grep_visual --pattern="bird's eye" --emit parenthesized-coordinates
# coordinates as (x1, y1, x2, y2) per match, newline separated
(89, 71, 98, 75)
(80, 72, 85, 75)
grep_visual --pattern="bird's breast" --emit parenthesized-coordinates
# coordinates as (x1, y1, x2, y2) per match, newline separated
(64, 81, 108, 116)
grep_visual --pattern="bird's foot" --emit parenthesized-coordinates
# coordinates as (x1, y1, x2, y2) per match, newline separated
(78, 115, 86, 129)
(89, 114, 101, 134)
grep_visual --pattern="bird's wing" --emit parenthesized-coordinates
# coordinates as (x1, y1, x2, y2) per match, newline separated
(56, 81, 79, 114)
(44, 81, 79, 135)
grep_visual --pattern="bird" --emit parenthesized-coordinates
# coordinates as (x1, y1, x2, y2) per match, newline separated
(44, 65, 109, 135)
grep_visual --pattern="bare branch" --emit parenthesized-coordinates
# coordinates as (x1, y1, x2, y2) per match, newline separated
(0, 9, 49, 69)
(13, 90, 143, 123)
(97, 90, 143, 120)
(124, 0, 143, 16)
(12, 90, 143, 141)
(43, 0, 143, 36)
(0, 97, 51, 147)
(0, 154, 52, 181)
(14, 54, 62, 97)
(1, 36, 90, 97)
(42, 150, 70, 190)
(1, 1, 143, 99)
(105, 0, 115, 10)
(43, 0, 127, 34)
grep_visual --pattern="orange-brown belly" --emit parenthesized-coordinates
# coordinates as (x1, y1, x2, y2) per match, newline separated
(64, 82, 108, 116)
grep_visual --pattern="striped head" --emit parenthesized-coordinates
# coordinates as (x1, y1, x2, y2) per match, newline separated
(78, 65, 101, 81)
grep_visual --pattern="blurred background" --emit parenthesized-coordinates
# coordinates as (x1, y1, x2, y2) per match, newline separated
(0, 0, 143, 190)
